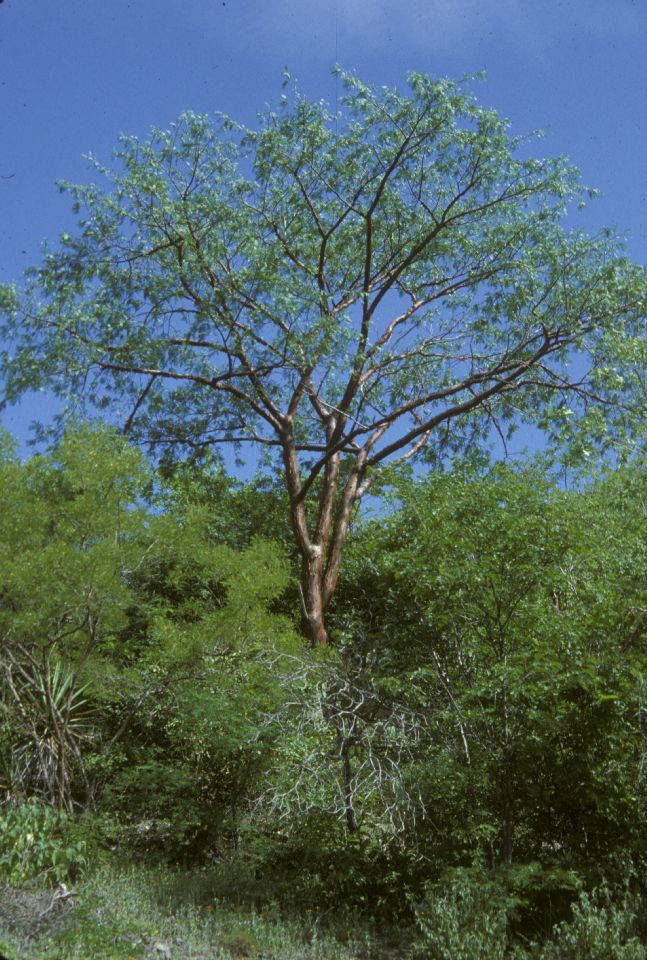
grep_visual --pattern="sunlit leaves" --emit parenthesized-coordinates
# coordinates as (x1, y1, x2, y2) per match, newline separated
(2, 72, 643, 466)
(1, 73, 645, 646)
(335, 461, 646, 870)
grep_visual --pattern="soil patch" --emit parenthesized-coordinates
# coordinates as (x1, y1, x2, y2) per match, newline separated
(0, 884, 78, 945)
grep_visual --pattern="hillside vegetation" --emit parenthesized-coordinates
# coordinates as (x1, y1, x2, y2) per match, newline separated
(0, 427, 645, 957)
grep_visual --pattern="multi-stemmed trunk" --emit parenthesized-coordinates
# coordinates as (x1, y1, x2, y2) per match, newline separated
(301, 547, 329, 646)
(282, 419, 375, 647)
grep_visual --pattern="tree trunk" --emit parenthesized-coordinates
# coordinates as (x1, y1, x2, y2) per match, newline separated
(341, 739, 356, 834)
(301, 547, 329, 646)
(283, 427, 375, 647)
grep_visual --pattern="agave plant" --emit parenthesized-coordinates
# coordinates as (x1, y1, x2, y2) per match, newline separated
(1, 653, 93, 812)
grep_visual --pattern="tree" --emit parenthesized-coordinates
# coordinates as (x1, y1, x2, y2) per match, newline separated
(333, 462, 646, 886)
(0, 426, 153, 809)
(0, 426, 294, 816)
(1, 72, 645, 645)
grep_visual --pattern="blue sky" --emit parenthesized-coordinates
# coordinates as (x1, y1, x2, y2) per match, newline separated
(1, 0, 645, 448)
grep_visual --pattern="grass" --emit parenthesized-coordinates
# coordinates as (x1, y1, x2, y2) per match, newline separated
(1, 861, 389, 959)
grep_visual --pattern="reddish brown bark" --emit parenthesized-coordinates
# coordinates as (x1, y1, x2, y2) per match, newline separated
(302, 547, 328, 646)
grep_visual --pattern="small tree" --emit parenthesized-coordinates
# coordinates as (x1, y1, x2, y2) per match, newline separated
(0, 427, 295, 813)
(1, 72, 645, 644)
(0, 427, 151, 809)
(334, 461, 647, 879)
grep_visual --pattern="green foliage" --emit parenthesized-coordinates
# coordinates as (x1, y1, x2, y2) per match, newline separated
(0, 943, 21, 960)
(332, 459, 646, 921)
(2, 73, 644, 468)
(5, 659, 93, 812)
(0, 416, 645, 953)
(536, 886, 646, 960)
(0, 426, 296, 840)
(0, 801, 87, 885)
(411, 875, 646, 960)
(0, 425, 155, 809)
(0, 424, 150, 653)
(412, 870, 512, 959)
(1, 73, 645, 646)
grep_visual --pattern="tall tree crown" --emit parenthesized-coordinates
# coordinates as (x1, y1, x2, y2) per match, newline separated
(1, 71, 645, 643)
(1, 72, 644, 461)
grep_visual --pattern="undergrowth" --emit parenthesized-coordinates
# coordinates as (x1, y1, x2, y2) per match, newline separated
(1, 861, 383, 959)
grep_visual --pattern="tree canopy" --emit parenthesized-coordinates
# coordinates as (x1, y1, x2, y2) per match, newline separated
(1, 72, 645, 643)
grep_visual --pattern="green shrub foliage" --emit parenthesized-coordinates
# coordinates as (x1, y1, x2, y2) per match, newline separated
(537, 886, 646, 960)
(0, 427, 645, 951)
(0, 801, 87, 885)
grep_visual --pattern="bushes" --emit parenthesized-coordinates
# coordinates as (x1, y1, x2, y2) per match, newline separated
(413, 874, 509, 959)
(411, 872, 646, 960)
(536, 886, 645, 960)
(0, 438, 645, 955)
(0, 801, 88, 885)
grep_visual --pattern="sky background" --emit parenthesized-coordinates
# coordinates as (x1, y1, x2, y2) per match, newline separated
(0, 0, 645, 452)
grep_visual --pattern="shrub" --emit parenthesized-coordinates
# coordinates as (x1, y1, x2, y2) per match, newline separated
(0, 800, 88, 885)
(537, 886, 645, 960)
(412, 869, 515, 960)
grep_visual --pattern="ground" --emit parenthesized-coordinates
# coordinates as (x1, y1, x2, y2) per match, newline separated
(0, 884, 78, 950)
(0, 868, 407, 960)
